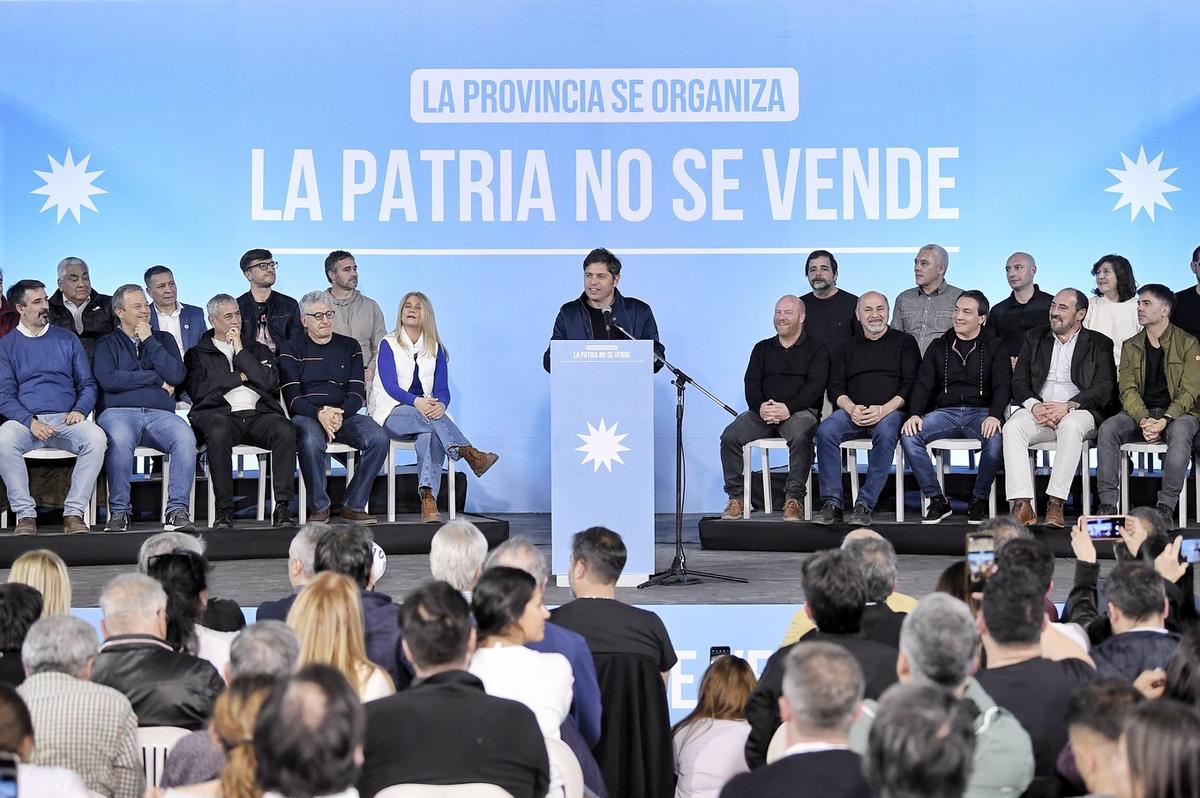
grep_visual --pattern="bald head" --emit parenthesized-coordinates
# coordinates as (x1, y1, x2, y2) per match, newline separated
(842, 528, 884, 545)
(774, 294, 804, 340)
(1005, 252, 1037, 292)
(857, 292, 890, 338)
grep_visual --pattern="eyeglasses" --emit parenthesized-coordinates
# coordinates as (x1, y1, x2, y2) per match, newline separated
(305, 310, 337, 321)
(252, 261, 278, 271)
(146, 549, 208, 583)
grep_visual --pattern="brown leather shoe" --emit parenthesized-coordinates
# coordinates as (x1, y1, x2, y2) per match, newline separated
(1010, 498, 1037, 527)
(720, 496, 744, 520)
(783, 497, 804, 522)
(339, 507, 377, 525)
(1043, 497, 1067, 529)
(14, 517, 36, 536)
(63, 515, 90, 535)
(308, 506, 331, 522)
(420, 487, 443, 523)
(457, 445, 499, 477)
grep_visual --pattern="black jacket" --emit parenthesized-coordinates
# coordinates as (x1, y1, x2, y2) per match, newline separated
(47, 289, 115, 360)
(908, 328, 1011, 418)
(860, 602, 906, 648)
(744, 333, 830, 417)
(1064, 559, 1194, 644)
(744, 631, 898, 769)
(1012, 325, 1117, 425)
(543, 288, 664, 372)
(358, 670, 549, 798)
(721, 749, 870, 798)
(990, 286, 1054, 358)
(183, 330, 286, 416)
(1092, 630, 1181, 682)
(90, 634, 224, 730)
(237, 290, 302, 353)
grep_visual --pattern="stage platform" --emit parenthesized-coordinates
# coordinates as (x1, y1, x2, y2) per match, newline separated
(0, 513, 509, 568)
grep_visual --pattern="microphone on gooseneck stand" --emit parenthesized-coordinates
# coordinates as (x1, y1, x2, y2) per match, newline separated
(602, 306, 613, 336)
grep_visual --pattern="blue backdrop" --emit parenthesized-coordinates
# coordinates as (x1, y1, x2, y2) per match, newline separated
(2, 1, 1197, 512)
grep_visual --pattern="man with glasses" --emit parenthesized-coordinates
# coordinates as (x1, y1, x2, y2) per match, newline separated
(1171, 244, 1200, 341)
(279, 291, 389, 523)
(236, 249, 301, 355)
(183, 293, 297, 528)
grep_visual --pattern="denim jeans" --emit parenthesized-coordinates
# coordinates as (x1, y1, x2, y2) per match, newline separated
(1098, 410, 1200, 510)
(0, 414, 107, 519)
(383, 404, 470, 498)
(900, 406, 1002, 500)
(294, 414, 390, 513)
(98, 407, 197, 514)
(816, 408, 904, 511)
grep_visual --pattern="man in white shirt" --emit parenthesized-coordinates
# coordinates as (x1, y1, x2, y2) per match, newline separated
(1002, 289, 1117, 528)
(144, 265, 207, 358)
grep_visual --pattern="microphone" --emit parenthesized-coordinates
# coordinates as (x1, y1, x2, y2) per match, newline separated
(602, 306, 613, 336)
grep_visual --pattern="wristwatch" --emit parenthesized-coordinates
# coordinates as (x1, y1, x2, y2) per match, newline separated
(1066, 401, 1080, 412)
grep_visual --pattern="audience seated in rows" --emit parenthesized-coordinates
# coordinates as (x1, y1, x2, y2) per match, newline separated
(91, 573, 225, 730)
(160, 620, 300, 790)
(358, 581, 549, 798)
(551, 526, 677, 798)
(137, 532, 246, 633)
(848, 593, 1035, 798)
(0, 583, 42, 687)
(864, 684, 977, 798)
(722, 643, 869, 798)
(745, 549, 898, 769)
(256, 523, 326, 618)
(673, 654, 755, 798)
(17, 613, 142, 798)
(995, 538, 1092, 659)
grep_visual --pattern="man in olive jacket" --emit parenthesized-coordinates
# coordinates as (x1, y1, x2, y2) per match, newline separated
(1096, 283, 1200, 528)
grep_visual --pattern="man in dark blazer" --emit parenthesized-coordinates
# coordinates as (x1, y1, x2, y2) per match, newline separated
(47, 256, 115, 360)
(236, 248, 302, 355)
(744, 550, 898, 769)
(183, 293, 296, 528)
(358, 581, 549, 798)
(145, 265, 207, 357)
(1002, 288, 1116, 528)
(722, 642, 869, 798)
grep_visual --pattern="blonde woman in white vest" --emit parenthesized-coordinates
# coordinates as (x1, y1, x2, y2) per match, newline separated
(369, 292, 498, 522)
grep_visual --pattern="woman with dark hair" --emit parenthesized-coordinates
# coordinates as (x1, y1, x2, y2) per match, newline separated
(469, 566, 573, 797)
(672, 655, 757, 798)
(146, 549, 236, 678)
(1164, 631, 1200, 705)
(0, 583, 42, 687)
(1084, 254, 1140, 368)
(1117, 699, 1200, 798)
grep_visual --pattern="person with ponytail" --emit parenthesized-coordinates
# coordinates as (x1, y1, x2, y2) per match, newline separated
(146, 548, 237, 678)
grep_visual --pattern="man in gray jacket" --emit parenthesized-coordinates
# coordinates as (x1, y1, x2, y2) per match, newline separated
(325, 250, 388, 385)
(849, 593, 1035, 798)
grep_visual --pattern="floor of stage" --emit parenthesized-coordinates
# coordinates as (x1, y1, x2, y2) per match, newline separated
(2, 513, 1094, 608)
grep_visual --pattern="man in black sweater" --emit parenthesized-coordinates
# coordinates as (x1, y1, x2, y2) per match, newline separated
(1171, 244, 1200, 340)
(815, 291, 920, 526)
(900, 290, 1011, 525)
(719, 295, 829, 521)
(278, 291, 389, 523)
(724, 642, 869, 798)
(47, 256, 116, 360)
(183, 293, 297, 528)
(989, 252, 1054, 366)
(799, 250, 861, 350)
(744, 550, 898, 770)
(358, 581, 549, 798)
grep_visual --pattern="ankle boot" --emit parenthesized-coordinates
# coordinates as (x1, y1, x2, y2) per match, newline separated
(457, 445, 499, 477)
(1043, 497, 1067, 528)
(420, 487, 442, 523)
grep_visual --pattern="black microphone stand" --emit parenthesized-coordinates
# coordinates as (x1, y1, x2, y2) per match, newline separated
(607, 319, 747, 587)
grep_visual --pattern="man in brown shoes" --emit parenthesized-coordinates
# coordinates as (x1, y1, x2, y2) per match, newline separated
(719, 295, 829, 521)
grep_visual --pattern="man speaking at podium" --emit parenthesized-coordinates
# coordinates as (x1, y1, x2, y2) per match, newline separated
(543, 248, 664, 372)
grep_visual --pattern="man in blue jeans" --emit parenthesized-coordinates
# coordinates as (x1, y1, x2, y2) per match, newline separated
(815, 291, 920, 526)
(899, 290, 1011, 525)
(278, 291, 389, 523)
(0, 279, 107, 535)
(94, 284, 196, 532)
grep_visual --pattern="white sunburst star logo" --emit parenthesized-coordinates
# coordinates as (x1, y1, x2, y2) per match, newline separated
(1104, 147, 1180, 222)
(31, 148, 108, 224)
(575, 417, 631, 473)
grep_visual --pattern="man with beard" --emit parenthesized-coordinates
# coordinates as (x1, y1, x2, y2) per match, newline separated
(814, 292, 920, 527)
(324, 250, 387, 386)
(236, 248, 301, 356)
(718, 295, 829, 521)
(799, 250, 861, 350)
(1002, 288, 1116, 528)
(47, 256, 115, 361)
(989, 252, 1053, 368)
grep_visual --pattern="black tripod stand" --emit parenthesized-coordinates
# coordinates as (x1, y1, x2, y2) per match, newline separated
(607, 320, 747, 587)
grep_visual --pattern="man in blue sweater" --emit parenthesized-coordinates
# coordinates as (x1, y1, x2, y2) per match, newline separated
(278, 291, 389, 522)
(94, 285, 197, 532)
(0, 279, 107, 535)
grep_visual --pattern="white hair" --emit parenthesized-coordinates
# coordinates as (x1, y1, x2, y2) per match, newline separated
(300, 290, 334, 315)
(290, 524, 328, 581)
(138, 531, 205, 573)
(206, 293, 237, 319)
(484, 536, 549, 588)
(429, 521, 488, 592)
(56, 256, 87, 280)
(22, 615, 98, 677)
(100, 573, 167, 633)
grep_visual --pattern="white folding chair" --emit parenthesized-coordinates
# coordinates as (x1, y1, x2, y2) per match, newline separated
(298, 442, 358, 523)
(1120, 441, 1187, 526)
(546, 737, 584, 798)
(137, 725, 189, 788)
(920, 438, 998, 517)
(0, 448, 99, 528)
(386, 438, 457, 522)
(840, 439, 905, 522)
(765, 721, 789, 765)
(133, 446, 170, 523)
(741, 438, 812, 519)
(202, 444, 272, 527)
(1027, 438, 1093, 517)
(374, 785, 515, 797)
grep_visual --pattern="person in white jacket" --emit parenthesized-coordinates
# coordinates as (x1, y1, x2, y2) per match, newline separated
(1082, 254, 1140, 369)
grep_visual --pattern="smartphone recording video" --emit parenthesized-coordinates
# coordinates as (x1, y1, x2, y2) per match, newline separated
(1085, 515, 1126, 541)
(1180, 538, 1200, 565)
(966, 533, 995, 594)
